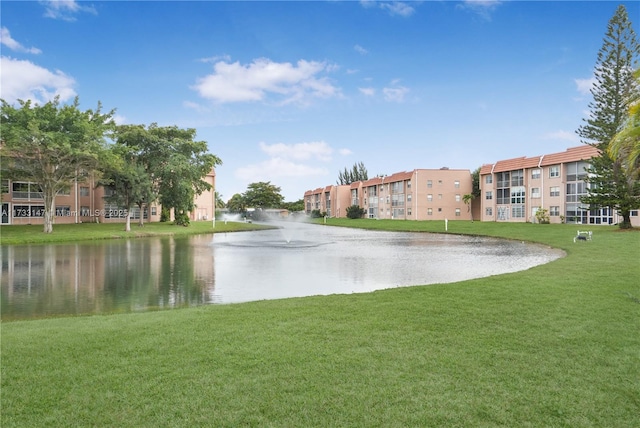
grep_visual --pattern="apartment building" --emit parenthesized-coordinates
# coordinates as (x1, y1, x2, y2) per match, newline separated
(479, 145, 639, 226)
(304, 185, 352, 218)
(0, 170, 216, 225)
(305, 168, 473, 221)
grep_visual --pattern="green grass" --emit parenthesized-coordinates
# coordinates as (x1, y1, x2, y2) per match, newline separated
(2, 220, 639, 427)
(0, 220, 271, 245)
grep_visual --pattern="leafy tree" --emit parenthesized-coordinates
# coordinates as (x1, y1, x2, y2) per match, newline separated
(99, 145, 153, 231)
(215, 191, 226, 209)
(117, 123, 221, 226)
(462, 167, 481, 221)
(243, 181, 284, 209)
(577, 5, 640, 229)
(226, 193, 247, 213)
(337, 161, 368, 185)
(282, 199, 305, 212)
(0, 96, 115, 233)
(346, 205, 365, 219)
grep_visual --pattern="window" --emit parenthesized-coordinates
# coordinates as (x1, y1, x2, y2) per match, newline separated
(427, 194, 433, 202)
(550, 186, 560, 197)
(55, 206, 71, 217)
(58, 187, 71, 196)
(427, 208, 433, 216)
(549, 166, 560, 178)
(391, 194, 404, 207)
(550, 206, 560, 216)
(151, 206, 157, 216)
(511, 170, 524, 186)
(455, 194, 461, 202)
(497, 189, 510, 205)
(81, 206, 91, 216)
(391, 182, 403, 193)
(531, 169, 541, 179)
(455, 208, 461, 216)
(566, 161, 589, 181)
(438, 194, 442, 200)
(1, 180, 9, 194)
(531, 188, 540, 198)
(511, 187, 525, 204)
(427, 180, 433, 188)
(496, 172, 510, 188)
(454, 180, 460, 188)
(438, 208, 442, 212)
(485, 207, 493, 216)
(512, 205, 525, 218)
(80, 187, 90, 197)
(407, 181, 411, 189)
(438, 180, 443, 185)
(485, 191, 493, 200)
(407, 194, 412, 202)
(12, 182, 43, 199)
(485, 175, 493, 184)
(13, 205, 45, 217)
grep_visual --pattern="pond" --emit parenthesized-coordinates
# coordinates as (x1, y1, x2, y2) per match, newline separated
(1, 223, 563, 320)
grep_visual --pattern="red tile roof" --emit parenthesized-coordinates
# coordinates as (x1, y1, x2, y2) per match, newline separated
(480, 145, 601, 175)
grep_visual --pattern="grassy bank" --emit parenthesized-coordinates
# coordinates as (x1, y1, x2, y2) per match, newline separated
(2, 221, 639, 426)
(0, 220, 270, 245)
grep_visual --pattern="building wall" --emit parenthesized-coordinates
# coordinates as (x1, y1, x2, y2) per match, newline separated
(1, 169, 215, 225)
(305, 168, 473, 221)
(479, 145, 640, 226)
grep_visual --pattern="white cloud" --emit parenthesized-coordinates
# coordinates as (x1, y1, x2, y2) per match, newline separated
(0, 56, 76, 104)
(458, 0, 501, 20)
(575, 77, 595, 95)
(192, 58, 341, 105)
(40, 0, 97, 21)
(354, 44, 368, 55)
(112, 114, 127, 125)
(383, 85, 409, 102)
(259, 141, 334, 162)
(183, 100, 210, 113)
(359, 87, 376, 96)
(380, 2, 415, 17)
(338, 148, 353, 156)
(0, 27, 42, 54)
(544, 130, 580, 143)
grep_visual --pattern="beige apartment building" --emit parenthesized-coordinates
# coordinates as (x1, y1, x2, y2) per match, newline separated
(305, 168, 474, 221)
(1, 170, 216, 226)
(479, 145, 639, 226)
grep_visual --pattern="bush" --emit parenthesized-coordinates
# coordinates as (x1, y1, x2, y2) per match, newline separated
(346, 205, 365, 219)
(535, 208, 550, 224)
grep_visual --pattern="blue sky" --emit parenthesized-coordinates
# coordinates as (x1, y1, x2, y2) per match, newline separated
(2, 1, 638, 202)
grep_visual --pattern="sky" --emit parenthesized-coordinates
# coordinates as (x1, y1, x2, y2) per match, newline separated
(1, 1, 638, 202)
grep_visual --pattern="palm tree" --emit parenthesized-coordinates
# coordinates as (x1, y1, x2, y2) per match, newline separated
(608, 68, 640, 180)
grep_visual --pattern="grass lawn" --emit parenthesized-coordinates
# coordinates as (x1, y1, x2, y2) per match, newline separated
(0, 219, 271, 245)
(2, 220, 639, 427)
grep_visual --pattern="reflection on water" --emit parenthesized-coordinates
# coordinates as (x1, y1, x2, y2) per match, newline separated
(1, 224, 563, 320)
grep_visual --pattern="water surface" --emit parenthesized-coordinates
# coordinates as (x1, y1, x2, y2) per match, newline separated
(1, 223, 563, 320)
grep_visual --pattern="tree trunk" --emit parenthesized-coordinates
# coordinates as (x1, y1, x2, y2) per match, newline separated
(125, 212, 131, 232)
(620, 212, 632, 229)
(43, 192, 55, 234)
(138, 203, 145, 227)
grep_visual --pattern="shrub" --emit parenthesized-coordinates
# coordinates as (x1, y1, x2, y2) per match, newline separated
(346, 205, 365, 219)
(535, 208, 550, 224)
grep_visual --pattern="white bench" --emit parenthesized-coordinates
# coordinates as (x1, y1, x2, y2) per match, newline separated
(573, 230, 593, 243)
